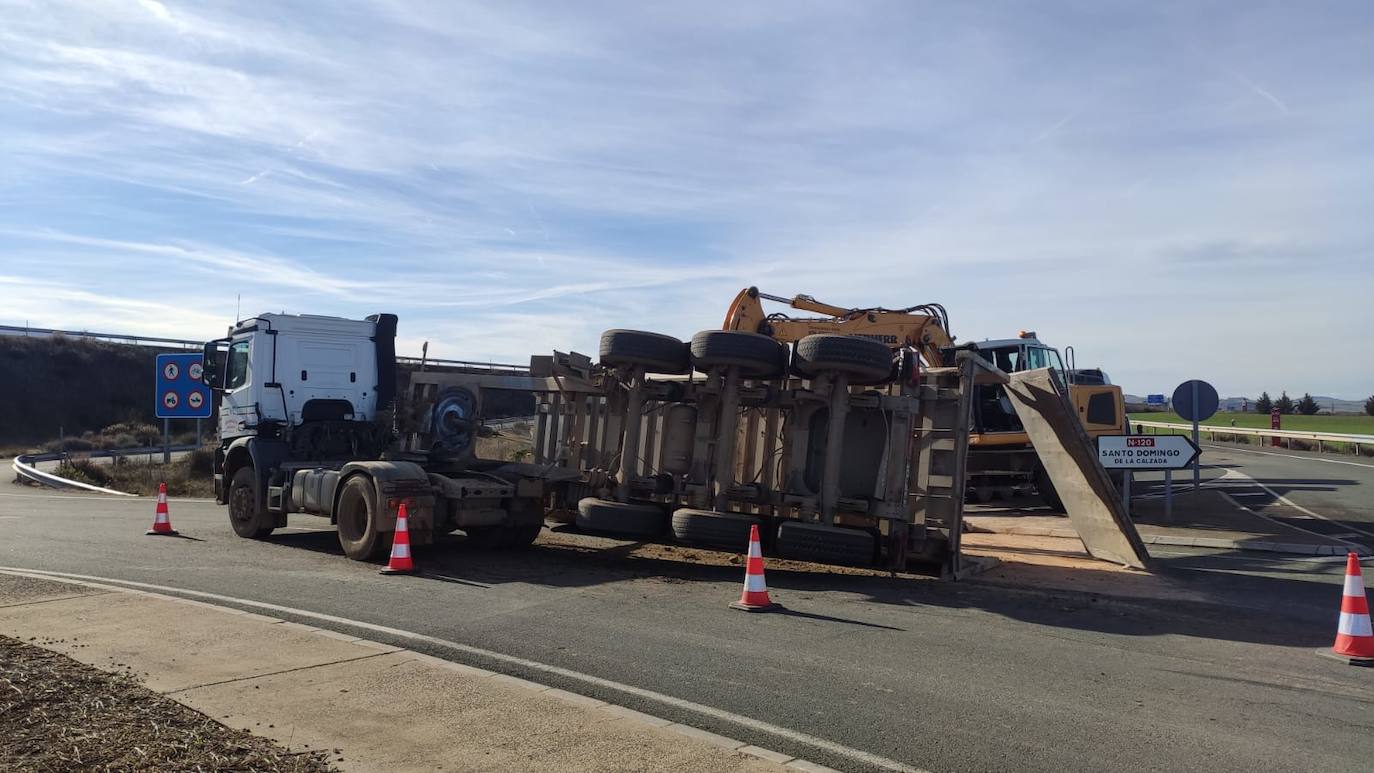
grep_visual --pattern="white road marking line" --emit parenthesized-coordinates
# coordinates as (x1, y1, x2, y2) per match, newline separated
(1213, 469, 1374, 543)
(1202, 443, 1374, 469)
(0, 566, 930, 773)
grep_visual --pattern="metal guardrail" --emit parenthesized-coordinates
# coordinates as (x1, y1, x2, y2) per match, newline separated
(1133, 420, 1373, 454)
(1, 323, 530, 373)
(12, 444, 199, 496)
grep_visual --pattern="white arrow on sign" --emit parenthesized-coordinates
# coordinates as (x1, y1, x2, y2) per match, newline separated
(1097, 434, 1200, 470)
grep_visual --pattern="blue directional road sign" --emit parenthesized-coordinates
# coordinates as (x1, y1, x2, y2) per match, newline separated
(156, 353, 212, 419)
(1146, 394, 1166, 406)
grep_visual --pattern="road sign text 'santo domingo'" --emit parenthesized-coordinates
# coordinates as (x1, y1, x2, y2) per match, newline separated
(1097, 435, 1200, 470)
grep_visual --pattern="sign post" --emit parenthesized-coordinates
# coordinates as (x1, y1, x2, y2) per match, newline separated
(1171, 379, 1219, 491)
(1270, 408, 1281, 448)
(155, 353, 213, 462)
(1098, 434, 1202, 523)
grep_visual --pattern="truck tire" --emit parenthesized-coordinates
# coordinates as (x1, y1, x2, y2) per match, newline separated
(689, 330, 786, 379)
(227, 467, 274, 539)
(1033, 463, 1065, 512)
(671, 508, 761, 551)
(794, 335, 893, 384)
(774, 520, 875, 566)
(336, 475, 385, 561)
(600, 330, 690, 374)
(575, 497, 666, 538)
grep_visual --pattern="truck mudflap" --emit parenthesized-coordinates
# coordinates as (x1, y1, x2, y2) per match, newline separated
(339, 460, 436, 542)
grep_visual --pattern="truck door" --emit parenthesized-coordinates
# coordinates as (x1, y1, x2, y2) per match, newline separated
(219, 338, 257, 439)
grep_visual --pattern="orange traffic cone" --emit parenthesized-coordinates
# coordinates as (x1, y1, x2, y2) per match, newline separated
(730, 524, 779, 612)
(380, 503, 415, 575)
(1333, 552, 1374, 664)
(146, 483, 178, 536)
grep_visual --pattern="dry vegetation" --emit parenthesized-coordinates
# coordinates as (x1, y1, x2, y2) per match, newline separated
(57, 446, 216, 498)
(0, 636, 334, 772)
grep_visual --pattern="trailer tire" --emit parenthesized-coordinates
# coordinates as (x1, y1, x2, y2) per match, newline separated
(1033, 463, 1065, 512)
(227, 467, 274, 539)
(336, 475, 385, 561)
(671, 508, 762, 551)
(690, 331, 786, 379)
(794, 335, 893, 384)
(576, 497, 666, 538)
(775, 520, 875, 566)
(600, 330, 690, 374)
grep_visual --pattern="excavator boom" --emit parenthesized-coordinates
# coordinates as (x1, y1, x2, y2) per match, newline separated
(724, 286, 954, 366)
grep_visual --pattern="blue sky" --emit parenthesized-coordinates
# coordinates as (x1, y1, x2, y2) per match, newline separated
(2, 1, 1371, 398)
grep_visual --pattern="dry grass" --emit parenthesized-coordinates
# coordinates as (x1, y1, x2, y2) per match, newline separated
(57, 447, 216, 498)
(0, 636, 334, 772)
(476, 420, 535, 462)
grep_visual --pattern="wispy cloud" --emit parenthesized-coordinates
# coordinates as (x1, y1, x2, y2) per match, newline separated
(0, 1, 1370, 396)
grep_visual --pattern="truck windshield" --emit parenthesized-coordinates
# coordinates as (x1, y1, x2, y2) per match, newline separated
(226, 340, 250, 390)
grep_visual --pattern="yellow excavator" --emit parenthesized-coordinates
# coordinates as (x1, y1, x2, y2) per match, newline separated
(724, 287, 1126, 509)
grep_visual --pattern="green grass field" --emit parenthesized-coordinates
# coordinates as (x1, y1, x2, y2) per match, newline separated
(1129, 411, 1374, 435)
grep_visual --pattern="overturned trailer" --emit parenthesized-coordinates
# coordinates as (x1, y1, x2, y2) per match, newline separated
(407, 329, 1008, 577)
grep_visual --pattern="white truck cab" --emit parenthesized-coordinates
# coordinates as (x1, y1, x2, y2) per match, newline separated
(216, 313, 387, 442)
(200, 313, 546, 562)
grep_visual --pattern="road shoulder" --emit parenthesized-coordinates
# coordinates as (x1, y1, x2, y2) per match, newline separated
(0, 572, 807, 773)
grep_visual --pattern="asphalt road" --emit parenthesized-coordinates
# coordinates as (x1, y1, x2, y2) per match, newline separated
(3, 477, 1372, 772)
(1134, 442, 1374, 547)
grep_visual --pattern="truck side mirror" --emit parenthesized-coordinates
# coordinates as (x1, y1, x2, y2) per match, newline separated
(201, 341, 223, 389)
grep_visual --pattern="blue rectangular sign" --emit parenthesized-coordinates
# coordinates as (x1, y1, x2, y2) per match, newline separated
(1146, 394, 1166, 406)
(156, 353, 212, 419)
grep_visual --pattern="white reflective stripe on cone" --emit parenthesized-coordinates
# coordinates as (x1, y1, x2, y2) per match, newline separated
(1345, 574, 1367, 598)
(392, 544, 411, 559)
(747, 541, 762, 559)
(1338, 612, 1373, 637)
(745, 574, 767, 593)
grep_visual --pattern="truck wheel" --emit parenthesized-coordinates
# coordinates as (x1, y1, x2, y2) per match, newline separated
(774, 520, 876, 566)
(600, 330, 690, 374)
(1033, 463, 1065, 512)
(228, 467, 274, 539)
(794, 335, 893, 384)
(671, 508, 761, 551)
(336, 476, 384, 561)
(575, 497, 666, 538)
(689, 330, 786, 379)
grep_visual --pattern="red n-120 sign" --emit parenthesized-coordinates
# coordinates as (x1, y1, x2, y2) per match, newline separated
(1127, 437, 1155, 447)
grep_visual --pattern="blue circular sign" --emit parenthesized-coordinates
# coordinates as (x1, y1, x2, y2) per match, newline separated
(1172, 379, 1219, 422)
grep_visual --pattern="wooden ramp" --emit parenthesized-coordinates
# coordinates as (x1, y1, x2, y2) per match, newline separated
(1004, 369, 1152, 569)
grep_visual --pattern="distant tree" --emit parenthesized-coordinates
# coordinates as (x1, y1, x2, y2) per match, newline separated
(1255, 392, 1273, 414)
(1275, 391, 1295, 415)
(1366, 395, 1374, 417)
(1297, 393, 1320, 416)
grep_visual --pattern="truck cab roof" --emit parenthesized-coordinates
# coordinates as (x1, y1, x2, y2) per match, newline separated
(229, 313, 377, 339)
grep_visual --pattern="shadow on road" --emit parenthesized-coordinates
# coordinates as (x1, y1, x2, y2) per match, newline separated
(256, 522, 1341, 649)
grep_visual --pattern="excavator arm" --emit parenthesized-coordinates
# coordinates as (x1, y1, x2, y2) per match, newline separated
(724, 286, 954, 366)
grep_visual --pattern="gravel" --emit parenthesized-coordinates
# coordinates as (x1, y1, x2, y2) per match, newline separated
(0, 636, 334, 772)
